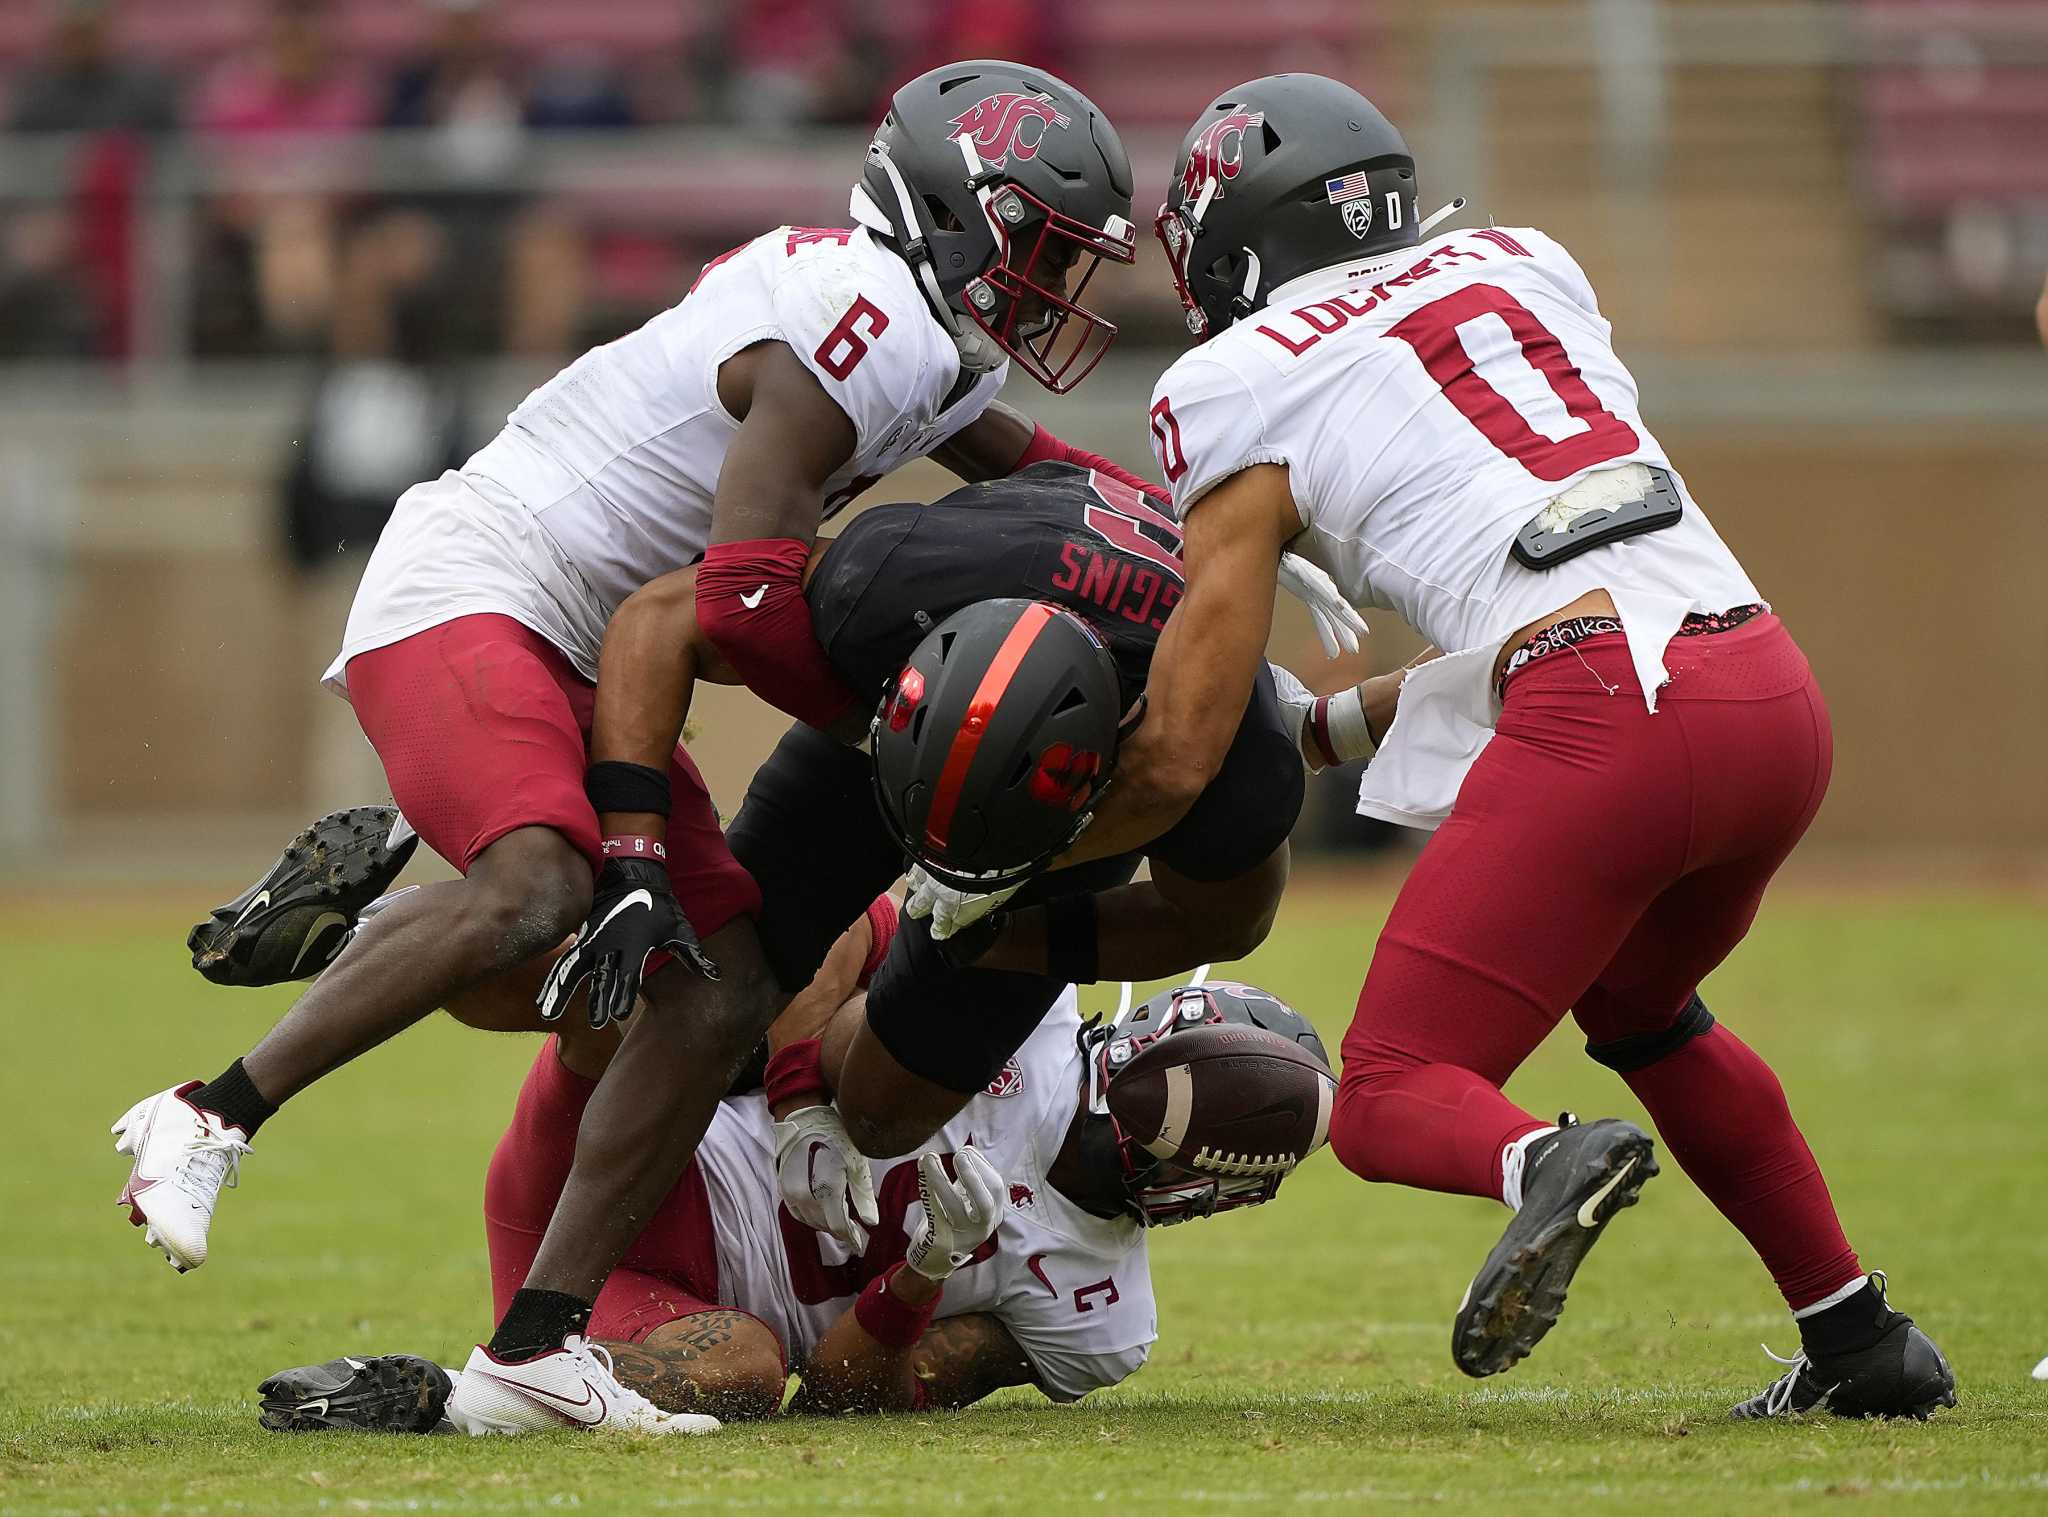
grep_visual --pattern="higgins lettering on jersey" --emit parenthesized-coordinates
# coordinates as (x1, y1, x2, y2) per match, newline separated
(1052, 543, 1184, 631)
(1254, 234, 1529, 358)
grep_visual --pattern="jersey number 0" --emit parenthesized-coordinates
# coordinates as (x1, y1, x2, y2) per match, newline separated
(1388, 283, 1639, 483)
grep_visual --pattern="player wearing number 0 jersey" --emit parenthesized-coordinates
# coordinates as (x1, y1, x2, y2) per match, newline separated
(1055, 73, 1951, 1417)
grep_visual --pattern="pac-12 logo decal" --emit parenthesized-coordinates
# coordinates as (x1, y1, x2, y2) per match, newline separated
(1179, 110, 1264, 205)
(1342, 199, 1373, 239)
(949, 92, 1071, 168)
(984, 1059, 1025, 1099)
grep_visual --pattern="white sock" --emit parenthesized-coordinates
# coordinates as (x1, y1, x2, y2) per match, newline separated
(1500, 1125, 1560, 1212)
(1791, 1274, 1871, 1320)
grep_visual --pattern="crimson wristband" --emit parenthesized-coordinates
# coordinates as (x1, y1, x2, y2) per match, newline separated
(1306, 697, 1344, 769)
(764, 1039, 828, 1108)
(600, 835, 667, 861)
(853, 1263, 938, 1349)
(586, 760, 671, 817)
(857, 894, 900, 988)
(1014, 422, 1172, 509)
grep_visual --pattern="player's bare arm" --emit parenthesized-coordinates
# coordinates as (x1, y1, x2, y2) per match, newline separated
(931, 398, 1035, 481)
(975, 845, 1288, 980)
(597, 1310, 788, 1422)
(1057, 464, 1299, 865)
(794, 1308, 1036, 1415)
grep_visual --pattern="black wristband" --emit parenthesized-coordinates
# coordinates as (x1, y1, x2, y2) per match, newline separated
(585, 760, 672, 818)
(1042, 892, 1100, 985)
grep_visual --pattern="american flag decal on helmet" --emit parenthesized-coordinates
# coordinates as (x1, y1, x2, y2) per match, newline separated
(1324, 171, 1372, 205)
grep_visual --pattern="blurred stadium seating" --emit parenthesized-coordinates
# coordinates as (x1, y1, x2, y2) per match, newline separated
(0, 0, 2042, 875)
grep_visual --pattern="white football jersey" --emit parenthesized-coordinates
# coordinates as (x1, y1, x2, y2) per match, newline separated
(1148, 225, 1761, 827)
(693, 989, 1158, 1403)
(326, 226, 1006, 690)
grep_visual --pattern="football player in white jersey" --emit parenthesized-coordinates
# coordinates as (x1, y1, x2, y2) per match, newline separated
(920, 74, 1953, 1421)
(111, 60, 1181, 1431)
(252, 978, 1329, 1430)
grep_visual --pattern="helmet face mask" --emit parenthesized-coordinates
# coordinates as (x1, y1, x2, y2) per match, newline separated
(963, 181, 1135, 392)
(1084, 981, 1332, 1228)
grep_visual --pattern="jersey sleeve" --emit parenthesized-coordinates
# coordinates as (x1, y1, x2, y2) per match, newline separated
(1147, 354, 1286, 519)
(1023, 1339, 1152, 1404)
(769, 244, 941, 458)
(1514, 226, 1603, 319)
(990, 1234, 1159, 1403)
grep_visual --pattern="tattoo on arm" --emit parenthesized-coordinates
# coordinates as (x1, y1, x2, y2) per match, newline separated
(906, 1313, 1038, 1410)
(598, 1310, 777, 1419)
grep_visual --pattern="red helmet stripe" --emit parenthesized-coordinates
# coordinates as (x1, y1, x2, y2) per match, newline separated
(922, 601, 1062, 854)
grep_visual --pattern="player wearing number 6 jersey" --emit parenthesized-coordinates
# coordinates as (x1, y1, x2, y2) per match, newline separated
(1044, 73, 1952, 1418)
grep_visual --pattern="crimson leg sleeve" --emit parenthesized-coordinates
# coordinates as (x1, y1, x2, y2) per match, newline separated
(1618, 1025, 1861, 1310)
(1013, 422, 1171, 510)
(696, 538, 860, 730)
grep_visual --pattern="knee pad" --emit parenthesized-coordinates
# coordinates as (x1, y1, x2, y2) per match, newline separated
(1584, 992, 1717, 1073)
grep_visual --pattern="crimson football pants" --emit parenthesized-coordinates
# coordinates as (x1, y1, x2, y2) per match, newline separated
(1329, 615, 1863, 1310)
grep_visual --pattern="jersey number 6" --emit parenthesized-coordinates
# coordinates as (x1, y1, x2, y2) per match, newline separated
(816, 295, 890, 381)
(1388, 283, 1639, 483)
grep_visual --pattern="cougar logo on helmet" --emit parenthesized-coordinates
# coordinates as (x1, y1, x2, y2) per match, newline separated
(948, 91, 1072, 168)
(1179, 110, 1264, 205)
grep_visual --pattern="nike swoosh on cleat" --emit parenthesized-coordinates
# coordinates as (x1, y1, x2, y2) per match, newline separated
(289, 912, 349, 976)
(1576, 1157, 1638, 1229)
(230, 889, 273, 931)
(739, 585, 768, 609)
(296, 1398, 331, 1417)
(477, 1371, 606, 1426)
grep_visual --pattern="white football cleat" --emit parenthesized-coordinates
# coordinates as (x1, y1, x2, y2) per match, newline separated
(112, 1081, 253, 1272)
(444, 1337, 721, 1436)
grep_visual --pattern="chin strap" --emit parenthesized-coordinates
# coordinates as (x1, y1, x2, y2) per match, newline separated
(1419, 196, 1469, 237)
(854, 147, 1004, 374)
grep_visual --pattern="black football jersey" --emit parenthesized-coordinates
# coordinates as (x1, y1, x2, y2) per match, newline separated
(807, 461, 1302, 882)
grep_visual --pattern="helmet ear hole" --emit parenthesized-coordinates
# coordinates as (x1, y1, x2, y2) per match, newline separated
(1053, 685, 1088, 715)
(923, 194, 965, 234)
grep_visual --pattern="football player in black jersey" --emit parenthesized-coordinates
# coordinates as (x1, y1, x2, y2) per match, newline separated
(194, 462, 1328, 1230)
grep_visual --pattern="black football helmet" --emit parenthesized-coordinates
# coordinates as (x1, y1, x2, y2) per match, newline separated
(1084, 980, 1332, 1227)
(871, 598, 1124, 889)
(1158, 74, 1439, 339)
(852, 60, 1137, 391)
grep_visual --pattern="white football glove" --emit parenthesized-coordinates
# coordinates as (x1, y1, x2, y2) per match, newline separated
(1265, 660, 1316, 771)
(903, 866, 1024, 942)
(772, 1105, 879, 1254)
(1278, 551, 1368, 658)
(904, 1146, 1005, 1282)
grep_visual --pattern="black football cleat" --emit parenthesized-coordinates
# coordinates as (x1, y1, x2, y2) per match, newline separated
(189, 805, 417, 987)
(1730, 1274, 1957, 1421)
(258, 1354, 453, 1433)
(1452, 1114, 1659, 1378)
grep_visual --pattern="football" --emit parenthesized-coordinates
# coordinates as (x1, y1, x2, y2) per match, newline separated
(1106, 1022, 1337, 1177)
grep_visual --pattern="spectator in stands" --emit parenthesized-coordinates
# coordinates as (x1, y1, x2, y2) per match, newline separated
(191, 1, 378, 354)
(282, 212, 470, 806)
(6, 0, 178, 135)
(196, 0, 374, 137)
(696, 0, 887, 130)
(376, 0, 586, 356)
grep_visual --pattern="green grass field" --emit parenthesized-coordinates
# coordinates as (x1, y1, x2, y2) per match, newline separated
(5, 879, 2046, 1514)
